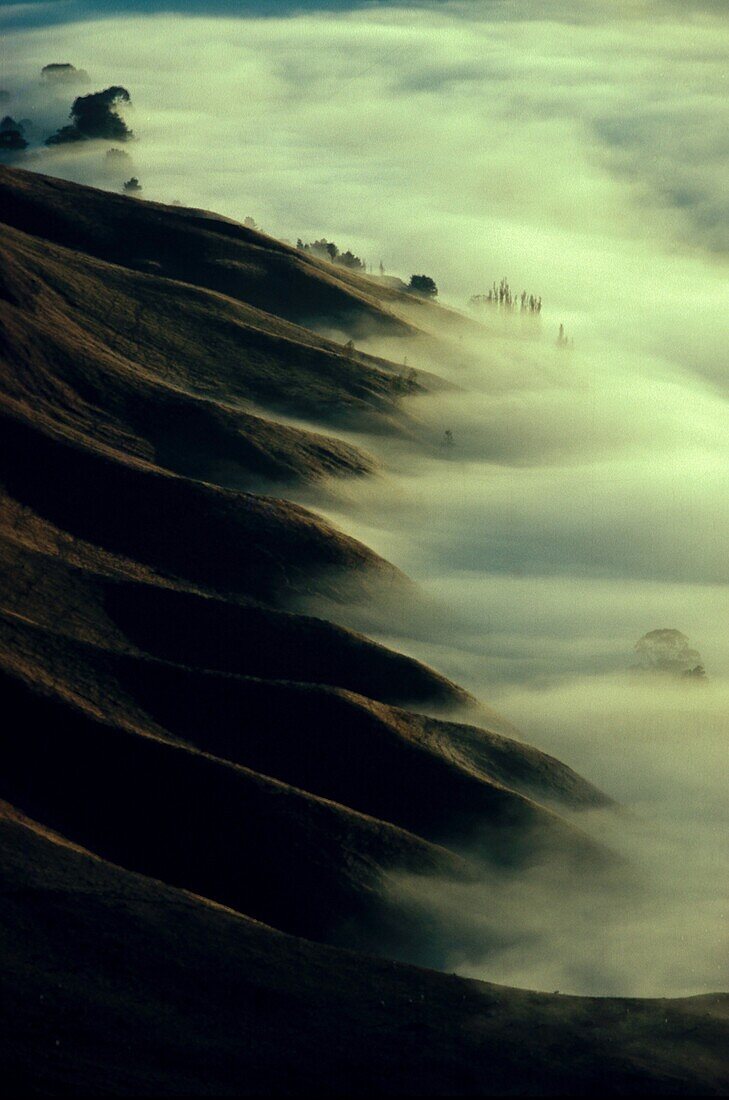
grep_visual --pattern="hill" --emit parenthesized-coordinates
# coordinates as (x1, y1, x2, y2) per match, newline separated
(0, 166, 726, 1093)
(2, 805, 727, 1096)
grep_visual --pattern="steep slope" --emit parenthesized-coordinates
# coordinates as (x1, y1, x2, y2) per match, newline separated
(0, 666, 470, 952)
(2, 807, 727, 1096)
(0, 218, 412, 488)
(0, 534, 472, 710)
(0, 164, 417, 337)
(0, 405, 399, 605)
(0, 168, 608, 898)
(1, 166, 722, 1094)
(0, 613, 607, 860)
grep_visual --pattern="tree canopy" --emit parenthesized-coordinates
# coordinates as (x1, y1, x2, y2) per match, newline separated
(0, 118, 27, 151)
(408, 274, 438, 297)
(634, 629, 706, 679)
(46, 86, 133, 145)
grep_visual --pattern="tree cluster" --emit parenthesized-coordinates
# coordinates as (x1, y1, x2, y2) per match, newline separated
(470, 277, 541, 314)
(388, 366, 419, 395)
(296, 239, 365, 271)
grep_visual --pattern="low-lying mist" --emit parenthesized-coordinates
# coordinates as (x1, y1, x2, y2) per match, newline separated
(3, 0, 727, 998)
(290, 263, 729, 997)
(293, 312, 729, 995)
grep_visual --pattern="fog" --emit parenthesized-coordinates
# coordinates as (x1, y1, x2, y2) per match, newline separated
(3, 0, 728, 997)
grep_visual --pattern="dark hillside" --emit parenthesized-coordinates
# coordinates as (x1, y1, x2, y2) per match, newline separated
(0, 167, 724, 1093)
(1, 807, 727, 1096)
(0, 165, 416, 336)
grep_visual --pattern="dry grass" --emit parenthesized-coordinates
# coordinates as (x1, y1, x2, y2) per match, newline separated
(0, 166, 725, 1094)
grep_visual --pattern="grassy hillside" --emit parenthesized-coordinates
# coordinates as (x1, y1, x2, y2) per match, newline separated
(0, 165, 418, 337)
(0, 166, 725, 1093)
(2, 806, 727, 1096)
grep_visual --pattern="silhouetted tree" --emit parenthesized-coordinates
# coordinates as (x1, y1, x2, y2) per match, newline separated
(633, 629, 706, 679)
(0, 117, 27, 151)
(408, 274, 438, 297)
(46, 86, 133, 145)
(123, 176, 142, 194)
(41, 62, 89, 84)
(556, 323, 573, 348)
(0, 130, 27, 151)
(45, 125, 85, 145)
(298, 238, 366, 271)
(102, 146, 132, 179)
(338, 250, 364, 271)
(304, 239, 338, 261)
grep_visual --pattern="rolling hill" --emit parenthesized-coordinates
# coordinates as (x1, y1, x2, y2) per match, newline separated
(0, 165, 726, 1094)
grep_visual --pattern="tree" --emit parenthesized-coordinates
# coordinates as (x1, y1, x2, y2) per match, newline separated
(123, 177, 142, 195)
(46, 86, 133, 145)
(0, 118, 27, 151)
(633, 629, 706, 679)
(45, 125, 85, 146)
(41, 63, 90, 84)
(408, 274, 438, 298)
(303, 238, 338, 261)
(102, 146, 132, 179)
(338, 250, 364, 271)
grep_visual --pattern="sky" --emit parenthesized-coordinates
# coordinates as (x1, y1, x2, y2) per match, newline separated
(2, 0, 728, 997)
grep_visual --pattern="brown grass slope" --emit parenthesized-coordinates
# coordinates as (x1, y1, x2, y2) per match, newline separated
(0, 612, 607, 859)
(0, 167, 613, 884)
(3, 166, 716, 1093)
(0, 664, 470, 953)
(0, 403, 402, 605)
(0, 165, 418, 337)
(0, 219, 414, 488)
(1, 806, 727, 1096)
(0, 531, 473, 709)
